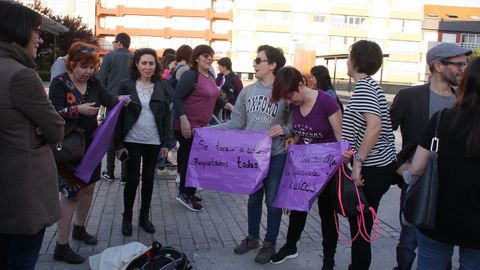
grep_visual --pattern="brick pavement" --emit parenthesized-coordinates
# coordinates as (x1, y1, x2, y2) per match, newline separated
(36, 164, 405, 270)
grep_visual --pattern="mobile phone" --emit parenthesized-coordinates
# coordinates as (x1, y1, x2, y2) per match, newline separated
(119, 151, 129, 162)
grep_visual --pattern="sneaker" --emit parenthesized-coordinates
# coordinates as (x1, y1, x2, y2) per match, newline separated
(101, 171, 115, 182)
(255, 242, 276, 264)
(234, 235, 259, 255)
(270, 245, 298, 264)
(176, 193, 203, 212)
(191, 194, 203, 202)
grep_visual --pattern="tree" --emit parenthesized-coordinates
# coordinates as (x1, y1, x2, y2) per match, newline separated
(28, 0, 96, 71)
(468, 47, 480, 62)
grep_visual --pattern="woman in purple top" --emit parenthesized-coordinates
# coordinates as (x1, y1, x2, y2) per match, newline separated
(172, 45, 233, 211)
(270, 67, 342, 268)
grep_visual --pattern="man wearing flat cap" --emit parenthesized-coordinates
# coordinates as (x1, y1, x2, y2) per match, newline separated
(389, 42, 472, 270)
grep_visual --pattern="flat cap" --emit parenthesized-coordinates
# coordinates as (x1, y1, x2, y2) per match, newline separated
(427, 43, 472, 66)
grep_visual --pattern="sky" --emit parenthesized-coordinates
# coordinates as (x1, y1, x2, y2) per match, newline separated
(424, 0, 480, 7)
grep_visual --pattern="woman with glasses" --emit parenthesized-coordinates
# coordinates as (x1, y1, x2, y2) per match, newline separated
(114, 48, 173, 236)
(49, 41, 121, 264)
(269, 67, 342, 268)
(172, 44, 233, 211)
(0, 3, 65, 269)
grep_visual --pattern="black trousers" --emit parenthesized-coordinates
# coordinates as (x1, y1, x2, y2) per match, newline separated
(348, 162, 396, 270)
(123, 142, 160, 217)
(106, 108, 126, 180)
(174, 130, 197, 196)
(285, 179, 338, 263)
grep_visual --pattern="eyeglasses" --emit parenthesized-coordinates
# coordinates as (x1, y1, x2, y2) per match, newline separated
(33, 28, 42, 37)
(441, 60, 467, 69)
(77, 46, 98, 54)
(253, 57, 268, 65)
(201, 53, 214, 59)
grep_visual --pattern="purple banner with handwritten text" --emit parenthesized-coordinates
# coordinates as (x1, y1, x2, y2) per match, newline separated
(273, 141, 350, 212)
(186, 128, 272, 194)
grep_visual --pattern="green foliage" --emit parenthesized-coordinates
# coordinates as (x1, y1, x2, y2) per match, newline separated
(469, 48, 480, 61)
(29, 0, 96, 76)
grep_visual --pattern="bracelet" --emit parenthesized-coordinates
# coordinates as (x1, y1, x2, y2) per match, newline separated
(354, 155, 365, 164)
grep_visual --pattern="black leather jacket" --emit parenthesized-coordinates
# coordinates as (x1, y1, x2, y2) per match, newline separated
(114, 78, 173, 150)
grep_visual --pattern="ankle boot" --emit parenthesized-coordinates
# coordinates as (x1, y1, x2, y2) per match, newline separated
(122, 213, 133, 236)
(72, 224, 97, 245)
(139, 211, 155, 234)
(53, 242, 85, 264)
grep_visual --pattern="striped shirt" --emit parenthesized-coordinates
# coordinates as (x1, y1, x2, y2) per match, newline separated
(342, 77, 396, 167)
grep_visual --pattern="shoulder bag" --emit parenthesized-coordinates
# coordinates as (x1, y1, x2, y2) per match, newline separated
(402, 109, 443, 229)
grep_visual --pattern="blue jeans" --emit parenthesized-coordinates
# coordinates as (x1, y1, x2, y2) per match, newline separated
(417, 230, 480, 270)
(247, 153, 286, 246)
(0, 228, 46, 270)
(396, 223, 417, 270)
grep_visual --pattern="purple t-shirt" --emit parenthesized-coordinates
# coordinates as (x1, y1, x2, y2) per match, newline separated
(173, 74, 219, 131)
(292, 90, 340, 144)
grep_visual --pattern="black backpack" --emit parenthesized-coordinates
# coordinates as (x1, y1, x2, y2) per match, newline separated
(126, 241, 192, 270)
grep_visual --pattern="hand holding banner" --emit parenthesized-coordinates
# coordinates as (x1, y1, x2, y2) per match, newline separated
(273, 141, 350, 212)
(186, 128, 272, 194)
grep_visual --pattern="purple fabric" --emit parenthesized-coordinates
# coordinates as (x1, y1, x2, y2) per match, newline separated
(186, 128, 272, 194)
(75, 96, 129, 183)
(273, 141, 350, 212)
(292, 90, 339, 144)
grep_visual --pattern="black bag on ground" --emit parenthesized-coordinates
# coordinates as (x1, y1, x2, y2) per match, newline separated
(126, 241, 192, 270)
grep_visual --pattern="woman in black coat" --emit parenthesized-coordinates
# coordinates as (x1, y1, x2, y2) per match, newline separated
(115, 48, 173, 236)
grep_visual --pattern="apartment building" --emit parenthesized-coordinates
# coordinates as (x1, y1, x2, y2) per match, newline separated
(96, 0, 233, 57)
(421, 5, 480, 81)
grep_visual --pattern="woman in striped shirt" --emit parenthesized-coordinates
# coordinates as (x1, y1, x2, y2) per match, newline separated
(342, 40, 397, 270)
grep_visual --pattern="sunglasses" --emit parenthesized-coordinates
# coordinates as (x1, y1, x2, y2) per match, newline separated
(253, 57, 268, 65)
(77, 46, 98, 54)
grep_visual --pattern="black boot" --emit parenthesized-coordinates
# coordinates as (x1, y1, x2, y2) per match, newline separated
(53, 242, 85, 264)
(139, 211, 155, 234)
(72, 224, 97, 245)
(122, 213, 133, 236)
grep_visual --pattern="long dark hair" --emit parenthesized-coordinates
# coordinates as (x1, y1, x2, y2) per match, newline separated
(310, 65, 334, 91)
(130, 48, 161, 82)
(454, 56, 480, 157)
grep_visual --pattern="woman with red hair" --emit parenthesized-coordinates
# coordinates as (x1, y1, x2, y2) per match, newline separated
(49, 41, 120, 264)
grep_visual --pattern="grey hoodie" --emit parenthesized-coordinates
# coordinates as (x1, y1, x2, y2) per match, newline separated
(213, 80, 292, 156)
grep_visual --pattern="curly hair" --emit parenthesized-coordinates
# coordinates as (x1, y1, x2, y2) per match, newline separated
(349, 40, 383, 76)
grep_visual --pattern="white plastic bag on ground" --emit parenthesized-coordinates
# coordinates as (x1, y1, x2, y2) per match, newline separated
(89, 241, 148, 270)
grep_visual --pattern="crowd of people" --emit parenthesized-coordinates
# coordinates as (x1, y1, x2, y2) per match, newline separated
(1, 2, 479, 270)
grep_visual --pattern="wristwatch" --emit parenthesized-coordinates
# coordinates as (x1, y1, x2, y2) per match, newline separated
(354, 155, 365, 164)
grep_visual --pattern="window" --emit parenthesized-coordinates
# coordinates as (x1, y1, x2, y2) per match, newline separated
(313, 14, 326, 23)
(390, 19, 421, 34)
(461, 34, 480, 49)
(330, 15, 366, 29)
(388, 40, 420, 54)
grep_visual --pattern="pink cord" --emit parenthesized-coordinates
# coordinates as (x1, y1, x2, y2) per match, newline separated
(335, 151, 381, 244)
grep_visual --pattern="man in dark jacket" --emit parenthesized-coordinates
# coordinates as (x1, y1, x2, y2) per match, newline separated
(98, 32, 132, 182)
(390, 42, 471, 270)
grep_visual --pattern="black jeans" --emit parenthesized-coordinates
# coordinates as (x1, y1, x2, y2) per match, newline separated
(106, 108, 126, 180)
(174, 130, 196, 196)
(285, 179, 338, 262)
(0, 228, 45, 270)
(123, 142, 160, 217)
(349, 162, 396, 270)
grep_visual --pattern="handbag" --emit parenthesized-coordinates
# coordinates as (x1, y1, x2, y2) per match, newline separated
(402, 109, 443, 229)
(51, 120, 86, 163)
